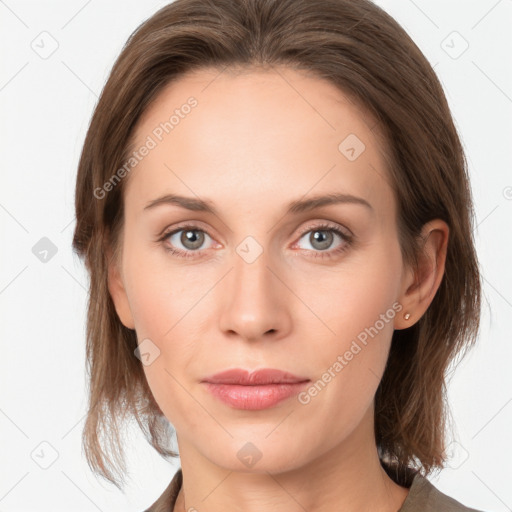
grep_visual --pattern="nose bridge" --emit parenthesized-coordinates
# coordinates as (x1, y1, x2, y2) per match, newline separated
(233, 239, 272, 301)
(218, 235, 291, 340)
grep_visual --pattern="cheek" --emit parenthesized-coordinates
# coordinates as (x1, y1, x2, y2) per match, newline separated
(298, 240, 402, 345)
(123, 243, 209, 384)
(122, 240, 195, 337)
(297, 244, 401, 409)
(128, 263, 205, 427)
(127, 269, 202, 369)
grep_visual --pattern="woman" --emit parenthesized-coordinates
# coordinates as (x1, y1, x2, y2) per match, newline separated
(72, 0, 484, 510)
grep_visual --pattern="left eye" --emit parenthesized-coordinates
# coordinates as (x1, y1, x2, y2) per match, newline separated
(295, 226, 349, 252)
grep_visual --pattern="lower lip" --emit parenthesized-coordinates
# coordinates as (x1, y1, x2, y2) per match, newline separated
(202, 382, 310, 410)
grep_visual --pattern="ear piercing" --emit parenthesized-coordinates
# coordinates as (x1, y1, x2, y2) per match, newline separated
(403, 313, 411, 320)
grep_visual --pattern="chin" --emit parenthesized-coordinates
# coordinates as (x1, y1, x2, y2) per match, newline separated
(197, 435, 308, 474)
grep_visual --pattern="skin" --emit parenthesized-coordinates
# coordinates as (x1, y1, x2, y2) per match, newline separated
(107, 66, 449, 512)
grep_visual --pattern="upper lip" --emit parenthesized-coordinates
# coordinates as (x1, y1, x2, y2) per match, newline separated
(201, 368, 310, 385)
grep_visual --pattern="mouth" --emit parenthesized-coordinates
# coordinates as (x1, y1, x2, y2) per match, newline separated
(201, 367, 310, 385)
(201, 368, 310, 410)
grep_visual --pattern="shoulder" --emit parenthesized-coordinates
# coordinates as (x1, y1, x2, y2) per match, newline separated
(400, 473, 487, 512)
(142, 468, 182, 512)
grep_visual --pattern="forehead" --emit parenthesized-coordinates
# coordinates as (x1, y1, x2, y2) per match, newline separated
(126, 66, 393, 218)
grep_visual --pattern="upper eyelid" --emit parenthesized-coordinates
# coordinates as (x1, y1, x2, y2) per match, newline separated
(297, 221, 351, 237)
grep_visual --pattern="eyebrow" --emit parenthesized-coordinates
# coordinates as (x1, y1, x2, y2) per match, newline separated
(143, 192, 373, 215)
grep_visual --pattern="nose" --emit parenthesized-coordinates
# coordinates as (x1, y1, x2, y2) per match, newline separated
(217, 245, 292, 343)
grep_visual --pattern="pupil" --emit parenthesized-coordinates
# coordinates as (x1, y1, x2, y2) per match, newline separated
(312, 230, 332, 250)
(182, 230, 203, 249)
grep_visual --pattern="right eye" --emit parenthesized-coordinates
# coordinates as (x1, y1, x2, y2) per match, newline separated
(159, 225, 216, 258)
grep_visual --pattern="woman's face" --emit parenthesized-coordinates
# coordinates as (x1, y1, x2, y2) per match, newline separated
(109, 67, 414, 473)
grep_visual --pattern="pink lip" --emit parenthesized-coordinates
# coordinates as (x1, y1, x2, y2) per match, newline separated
(201, 368, 310, 410)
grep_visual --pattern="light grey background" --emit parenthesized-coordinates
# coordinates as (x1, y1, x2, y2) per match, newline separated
(0, 0, 511, 510)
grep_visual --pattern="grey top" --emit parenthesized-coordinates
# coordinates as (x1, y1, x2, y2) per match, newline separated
(397, 472, 484, 512)
(144, 467, 486, 512)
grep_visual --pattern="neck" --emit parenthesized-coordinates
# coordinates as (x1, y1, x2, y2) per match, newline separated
(173, 407, 409, 512)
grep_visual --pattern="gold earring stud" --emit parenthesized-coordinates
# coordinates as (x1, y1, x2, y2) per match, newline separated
(403, 313, 411, 320)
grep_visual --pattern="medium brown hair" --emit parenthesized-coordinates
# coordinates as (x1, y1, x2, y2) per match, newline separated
(72, 0, 482, 489)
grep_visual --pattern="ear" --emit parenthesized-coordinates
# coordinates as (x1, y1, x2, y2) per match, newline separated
(394, 219, 449, 330)
(106, 244, 136, 330)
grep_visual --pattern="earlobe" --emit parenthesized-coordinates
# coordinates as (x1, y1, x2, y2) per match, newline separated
(106, 246, 136, 330)
(394, 219, 449, 330)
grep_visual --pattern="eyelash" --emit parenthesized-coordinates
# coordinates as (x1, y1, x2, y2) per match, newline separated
(157, 222, 353, 261)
